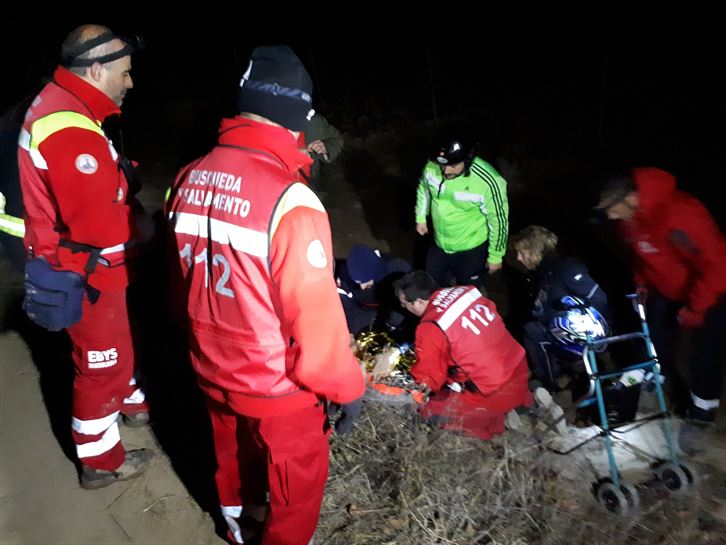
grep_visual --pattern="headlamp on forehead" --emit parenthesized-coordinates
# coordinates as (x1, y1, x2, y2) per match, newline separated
(61, 32, 144, 68)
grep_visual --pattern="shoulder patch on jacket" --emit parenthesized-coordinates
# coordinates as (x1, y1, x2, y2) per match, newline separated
(307, 239, 328, 268)
(75, 154, 98, 174)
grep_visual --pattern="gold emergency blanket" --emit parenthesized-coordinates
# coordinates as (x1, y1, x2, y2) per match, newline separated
(353, 332, 426, 404)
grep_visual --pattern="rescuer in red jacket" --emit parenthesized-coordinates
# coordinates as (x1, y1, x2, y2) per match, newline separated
(597, 168, 726, 452)
(18, 24, 151, 490)
(393, 271, 532, 440)
(167, 45, 365, 545)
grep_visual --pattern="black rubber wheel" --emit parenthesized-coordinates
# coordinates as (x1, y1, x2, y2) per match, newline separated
(653, 463, 689, 495)
(596, 482, 630, 515)
(619, 483, 640, 512)
(678, 461, 699, 487)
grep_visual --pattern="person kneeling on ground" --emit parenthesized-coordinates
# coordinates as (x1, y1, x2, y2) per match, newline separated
(513, 225, 609, 392)
(390, 271, 532, 440)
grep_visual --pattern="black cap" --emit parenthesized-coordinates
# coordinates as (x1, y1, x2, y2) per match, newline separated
(237, 45, 314, 132)
(595, 175, 636, 210)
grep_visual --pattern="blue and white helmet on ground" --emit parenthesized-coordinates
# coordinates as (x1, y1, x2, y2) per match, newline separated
(549, 295, 609, 355)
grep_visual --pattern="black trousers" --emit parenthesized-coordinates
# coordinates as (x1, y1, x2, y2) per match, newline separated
(647, 292, 726, 420)
(522, 321, 558, 389)
(426, 241, 488, 289)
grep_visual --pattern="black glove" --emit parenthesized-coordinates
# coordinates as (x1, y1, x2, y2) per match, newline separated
(332, 397, 363, 434)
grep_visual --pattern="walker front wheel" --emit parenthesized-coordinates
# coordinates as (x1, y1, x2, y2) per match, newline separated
(619, 483, 640, 512)
(596, 482, 630, 515)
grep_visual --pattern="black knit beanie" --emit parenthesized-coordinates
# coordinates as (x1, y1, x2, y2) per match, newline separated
(237, 45, 314, 132)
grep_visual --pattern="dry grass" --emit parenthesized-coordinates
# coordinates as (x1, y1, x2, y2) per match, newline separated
(318, 401, 714, 545)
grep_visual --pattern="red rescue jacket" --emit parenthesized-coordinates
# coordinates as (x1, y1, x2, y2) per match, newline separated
(620, 168, 726, 315)
(18, 67, 137, 290)
(168, 117, 364, 417)
(414, 286, 525, 396)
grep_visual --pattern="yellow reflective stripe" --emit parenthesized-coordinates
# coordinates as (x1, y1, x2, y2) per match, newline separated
(164, 186, 171, 203)
(270, 182, 326, 239)
(0, 213, 25, 238)
(29, 111, 103, 151)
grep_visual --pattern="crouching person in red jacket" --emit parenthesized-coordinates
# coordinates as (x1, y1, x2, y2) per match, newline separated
(167, 45, 365, 545)
(393, 271, 532, 440)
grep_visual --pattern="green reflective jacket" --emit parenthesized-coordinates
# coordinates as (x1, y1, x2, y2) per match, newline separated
(415, 157, 509, 263)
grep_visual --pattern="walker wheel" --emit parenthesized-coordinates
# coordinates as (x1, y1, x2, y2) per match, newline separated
(619, 483, 640, 512)
(653, 463, 690, 494)
(678, 461, 699, 487)
(596, 482, 633, 515)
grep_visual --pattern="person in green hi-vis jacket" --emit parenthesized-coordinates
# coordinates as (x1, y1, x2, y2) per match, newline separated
(415, 125, 509, 288)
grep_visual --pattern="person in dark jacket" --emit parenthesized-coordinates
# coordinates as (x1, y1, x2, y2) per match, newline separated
(336, 244, 412, 337)
(513, 225, 609, 390)
(300, 113, 343, 190)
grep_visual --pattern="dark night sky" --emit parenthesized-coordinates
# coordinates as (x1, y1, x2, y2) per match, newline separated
(3, 17, 725, 211)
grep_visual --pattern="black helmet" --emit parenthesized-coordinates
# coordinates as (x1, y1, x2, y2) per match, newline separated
(431, 126, 477, 167)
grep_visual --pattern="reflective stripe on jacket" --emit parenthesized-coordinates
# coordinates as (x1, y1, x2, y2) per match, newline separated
(415, 157, 509, 263)
(419, 286, 524, 396)
(18, 67, 136, 289)
(168, 117, 365, 417)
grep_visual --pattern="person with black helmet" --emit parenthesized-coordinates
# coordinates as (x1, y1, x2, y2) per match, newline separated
(415, 125, 509, 288)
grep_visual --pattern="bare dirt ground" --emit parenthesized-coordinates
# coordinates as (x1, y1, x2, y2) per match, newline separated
(1, 133, 725, 544)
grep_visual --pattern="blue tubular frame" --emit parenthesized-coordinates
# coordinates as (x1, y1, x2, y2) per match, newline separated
(575, 294, 680, 486)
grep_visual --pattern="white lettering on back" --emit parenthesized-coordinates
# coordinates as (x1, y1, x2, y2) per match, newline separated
(181, 170, 250, 218)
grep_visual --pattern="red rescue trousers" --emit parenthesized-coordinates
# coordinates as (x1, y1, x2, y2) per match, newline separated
(206, 397, 330, 545)
(67, 289, 147, 470)
(420, 357, 533, 440)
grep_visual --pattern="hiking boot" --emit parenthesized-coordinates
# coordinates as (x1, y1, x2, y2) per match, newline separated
(122, 411, 150, 428)
(678, 419, 714, 456)
(533, 387, 567, 435)
(80, 448, 154, 490)
(679, 405, 717, 455)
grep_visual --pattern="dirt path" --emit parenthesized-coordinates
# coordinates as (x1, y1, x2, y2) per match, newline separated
(0, 330, 223, 545)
